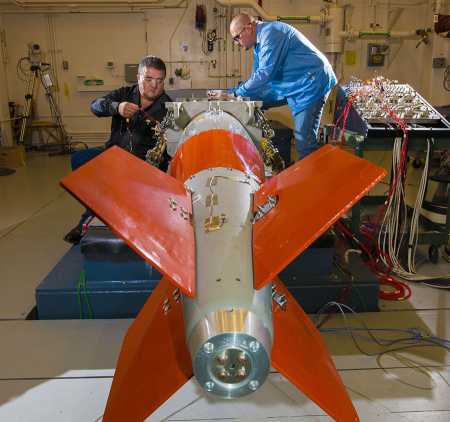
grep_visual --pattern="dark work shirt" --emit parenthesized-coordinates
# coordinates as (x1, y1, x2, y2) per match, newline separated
(90, 85, 172, 166)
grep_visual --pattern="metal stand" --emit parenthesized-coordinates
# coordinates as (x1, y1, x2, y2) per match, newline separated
(323, 125, 450, 253)
(18, 63, 78, 155)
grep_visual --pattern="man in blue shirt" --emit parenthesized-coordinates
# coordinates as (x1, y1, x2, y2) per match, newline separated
(229, 13, 337, 160)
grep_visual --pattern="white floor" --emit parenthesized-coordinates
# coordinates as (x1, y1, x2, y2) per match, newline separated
(0, 151, 448, 422)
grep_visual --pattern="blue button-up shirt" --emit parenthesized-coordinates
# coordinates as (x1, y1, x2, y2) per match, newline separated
(233, 21, 337, 114)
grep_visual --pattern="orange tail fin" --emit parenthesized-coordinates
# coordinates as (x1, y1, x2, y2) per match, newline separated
(272, 278, 359, 421)
(253, 145, 386, 289)
(60, 147, 196, 297)
(103, 277, 193, 422)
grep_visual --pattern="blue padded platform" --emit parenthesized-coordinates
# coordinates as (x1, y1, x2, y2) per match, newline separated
(36, 244, 378, 319)
(36, 245, 161, 319)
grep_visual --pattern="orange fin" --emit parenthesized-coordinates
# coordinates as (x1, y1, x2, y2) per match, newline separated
(272, 278, 359, 421)
(253, 145, 386, 290)
(61, 147, 196, 297)
(103, 277, 193, 422)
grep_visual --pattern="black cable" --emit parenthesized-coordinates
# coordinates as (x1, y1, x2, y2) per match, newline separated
(16, 57, 30, 82)
(444, 65, 450, 92)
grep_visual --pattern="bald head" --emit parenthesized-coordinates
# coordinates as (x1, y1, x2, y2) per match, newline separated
(230, 13, 252, 34)
(230, 13, 257, 50)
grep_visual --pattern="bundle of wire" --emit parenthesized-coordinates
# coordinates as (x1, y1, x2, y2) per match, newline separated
(335, 77, 450, 287)
(335, 219, 412, 301)
(333, 79, 412, 298)
(316, 302, 450, 357)
(377, 136, 433, 280)
(376, 97, 447, 280)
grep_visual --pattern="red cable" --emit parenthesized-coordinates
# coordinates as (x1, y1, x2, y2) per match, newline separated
(333, 80, 413, 301)
(379, 277, 412, 300)
(335, 220, 412, 301)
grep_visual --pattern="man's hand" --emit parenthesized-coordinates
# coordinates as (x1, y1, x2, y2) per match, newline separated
(207, 90, 235, 100)
(118, 102, 139, 119)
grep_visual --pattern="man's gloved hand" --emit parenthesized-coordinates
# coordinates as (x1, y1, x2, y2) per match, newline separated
(118, 102, 139, 119)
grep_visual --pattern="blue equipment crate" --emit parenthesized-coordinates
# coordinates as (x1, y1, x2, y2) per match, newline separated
(36, 245, 161, 319)
(280, 250, 379, 313)
(36, 242, 378, 319)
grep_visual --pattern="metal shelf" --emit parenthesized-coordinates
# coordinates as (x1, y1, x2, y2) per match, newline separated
(77, 85, 117, 93)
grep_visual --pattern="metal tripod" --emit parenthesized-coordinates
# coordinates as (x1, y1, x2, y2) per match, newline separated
(18, 63, 74, 155)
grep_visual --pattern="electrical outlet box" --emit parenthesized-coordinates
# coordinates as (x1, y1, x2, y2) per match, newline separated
(125, 64, 139, 83)
(345, 50, 357, 66)
(432, 57, 447, 68)
(367, 44, 388, 67)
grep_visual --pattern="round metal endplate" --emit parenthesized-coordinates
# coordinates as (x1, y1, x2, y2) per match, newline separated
(194, 333, 270, 399)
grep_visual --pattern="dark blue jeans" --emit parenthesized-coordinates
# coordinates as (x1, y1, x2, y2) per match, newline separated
(293, 96, 327, 160)
(70, 147, 104, 224)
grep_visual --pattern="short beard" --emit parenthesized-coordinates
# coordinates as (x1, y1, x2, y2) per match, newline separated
(142, 92, 159, 102)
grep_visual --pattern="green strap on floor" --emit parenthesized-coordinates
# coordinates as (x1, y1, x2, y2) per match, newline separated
(76, 271, 94, 319)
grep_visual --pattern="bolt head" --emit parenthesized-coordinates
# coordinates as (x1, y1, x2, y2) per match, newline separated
(248, 380, 259, 391)
(205, 381, 215, 392)
(216, 352, 228, 364)
(218, 370, 228, 380)
(249, 341, 260, 353)
(238, 351, 246, 362)
(203, 342, 214, 354)
(237, 367, 246, 378)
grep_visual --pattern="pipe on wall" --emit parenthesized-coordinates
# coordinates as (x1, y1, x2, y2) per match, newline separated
(13, 0, 166, 5)
(1, 5, 186, 13)
(8, 0, 188, 12)
(11, 1, 195, 16)
(168, 0, 189, 81)
(215, 0, 277, 21)
(341, 29, 422, 40)
(215, 0, 322, 23)
(324, 4, 344, 53)
(433, 0, 443, 14)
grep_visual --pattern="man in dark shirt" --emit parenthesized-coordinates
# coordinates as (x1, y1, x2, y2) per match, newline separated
(64, 55, 172, 244)
(90, 55, 172, 164)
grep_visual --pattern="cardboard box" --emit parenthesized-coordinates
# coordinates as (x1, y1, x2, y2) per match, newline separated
(0, 145, 26, 168)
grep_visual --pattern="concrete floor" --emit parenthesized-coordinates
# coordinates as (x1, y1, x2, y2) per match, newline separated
(0, 151, 448, 422)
